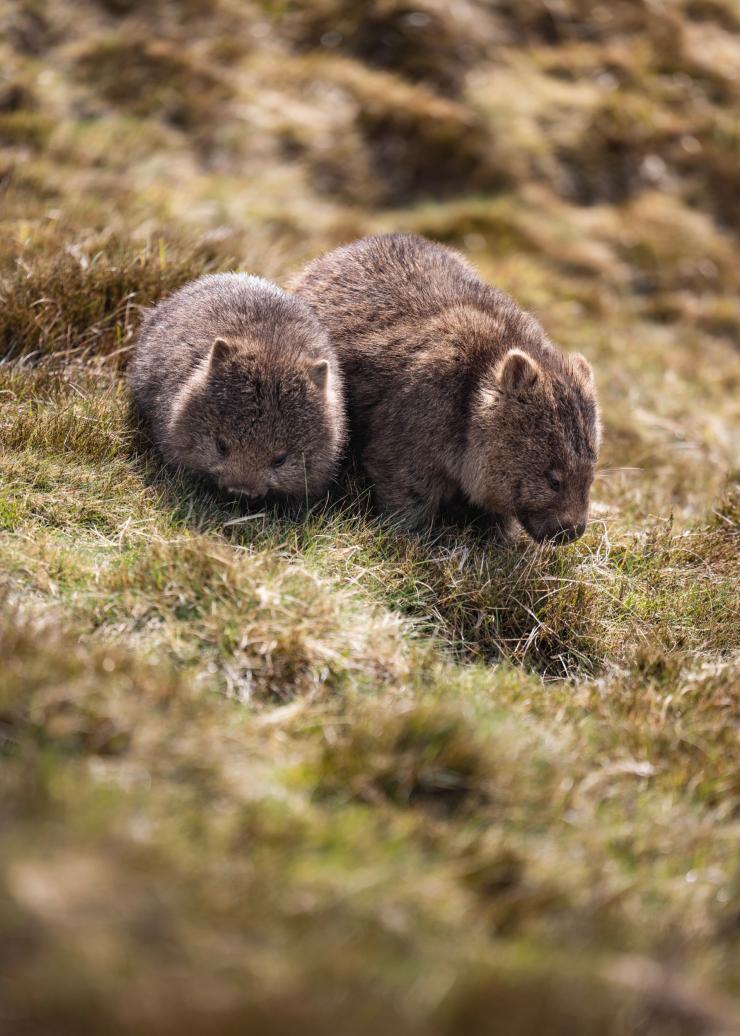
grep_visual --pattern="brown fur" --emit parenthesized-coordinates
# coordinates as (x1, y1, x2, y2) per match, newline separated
(129, 273, 346, 502)
(291, 234, 600, 541)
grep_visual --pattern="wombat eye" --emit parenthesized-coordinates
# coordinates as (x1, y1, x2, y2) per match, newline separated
(547, 472, 562, 492)
(215, 437, 229, 457)
(272, 452, 288, 469)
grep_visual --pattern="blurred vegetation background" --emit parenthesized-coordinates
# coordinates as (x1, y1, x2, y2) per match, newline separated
(0, 1, 738, 1034)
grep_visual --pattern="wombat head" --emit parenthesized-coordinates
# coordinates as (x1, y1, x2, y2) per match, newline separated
(465, 349, 600, 543)
(168, 337, 344, 502)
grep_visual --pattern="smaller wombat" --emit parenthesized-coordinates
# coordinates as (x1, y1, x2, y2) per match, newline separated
(292, 234, 600, 541)
(129, 274, 346, 502)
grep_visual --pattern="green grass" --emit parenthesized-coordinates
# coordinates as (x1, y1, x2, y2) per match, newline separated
(1, 0, 739, 1032)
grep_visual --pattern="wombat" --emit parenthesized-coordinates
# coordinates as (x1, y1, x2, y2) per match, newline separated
(291, 234, 599, 542)
(129, 273, 346, 502)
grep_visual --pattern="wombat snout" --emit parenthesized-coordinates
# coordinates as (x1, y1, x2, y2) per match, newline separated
(223, 484, 266, 503)
(528, 521, 587, 545)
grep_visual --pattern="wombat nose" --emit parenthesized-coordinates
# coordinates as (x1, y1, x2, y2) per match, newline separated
(548, 522, 586, 544)
(225, 486, 265, 503)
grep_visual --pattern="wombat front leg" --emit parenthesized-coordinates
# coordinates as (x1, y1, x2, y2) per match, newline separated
(364, 450, 443, 531)
(440, 494, 512, 539)
(375, 484, 441, 531)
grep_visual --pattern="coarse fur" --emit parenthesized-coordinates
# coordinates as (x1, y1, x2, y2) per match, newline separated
(129, 273, 346, 502)
(291, 234, 600, 541)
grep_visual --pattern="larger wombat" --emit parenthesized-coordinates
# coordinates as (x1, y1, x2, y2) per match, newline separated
(291, 234, 599, 541)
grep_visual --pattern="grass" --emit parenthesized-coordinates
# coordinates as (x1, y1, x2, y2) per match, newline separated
(1, 0, 739, 1032)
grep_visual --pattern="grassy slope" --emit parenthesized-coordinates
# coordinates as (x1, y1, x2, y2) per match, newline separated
(1, 1, 738, 1033)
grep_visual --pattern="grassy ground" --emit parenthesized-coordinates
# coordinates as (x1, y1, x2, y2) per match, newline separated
(1, 1, 739, 1033)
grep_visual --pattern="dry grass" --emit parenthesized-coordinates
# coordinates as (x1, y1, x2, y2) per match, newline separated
(1, 0, 739, 1032)
(0, 235, 232, 365)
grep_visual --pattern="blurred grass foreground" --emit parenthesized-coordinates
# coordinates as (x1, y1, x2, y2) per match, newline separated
(0, 1, 739, 1034)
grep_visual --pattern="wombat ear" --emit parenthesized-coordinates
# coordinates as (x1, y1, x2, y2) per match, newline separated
(308, 358, 329, 390)
(209, 338, 232, 367)
(570, 352, 594, 388)
(498, 349, 540, 394)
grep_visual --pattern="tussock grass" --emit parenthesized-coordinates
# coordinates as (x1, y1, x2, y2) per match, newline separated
(314, 702, 497, 813)
(271, 54, 501, 204)
(75, 35, 233, 132)
(283, 0, 494, 97)
(0, 236, 224, 365)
